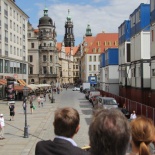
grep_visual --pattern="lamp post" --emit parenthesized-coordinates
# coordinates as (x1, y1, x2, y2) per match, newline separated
(51, 82, 55, 103)
(23, 86, 29, 138)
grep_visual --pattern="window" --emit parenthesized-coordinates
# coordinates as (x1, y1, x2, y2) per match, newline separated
(10, 33, 12, 41)
(10, 7, 12, 16)
(89, 56, 92, 61)
(0, 59, 3, 73)
(29, 55, 33, 62)
(14, 47, 16, 55)
(94, 65, 96, 71)
(152, 69, 155, 76)
(131, 68, 135, 77)
(43, 67, 46, 74)
(114, 41, 118, 46)
(28, 33, 31, 37)
(76, 65, 78, 69)
(50, 67, 53, 74)
(89, 65, 92, 71)
(14, 35, 16, 43)
(10, 20, 12, 29)
(13, 10, 15, 18)
(108, 41, 111, 46)
(73, 65, 75, 69)
(50, 55, 52, 62)
(10, 45, 12, 54)
(94, 56, 96, 61)
(104, 41, 107, 45)
(5, 60, 10, 73)
(43, 55, 46, 62)
(97, 41, 100, 46)
(31, 79, 34, 83)
(31, 43, 34, 48)
(17, 48, 19, 56)
(23, 64, 26, 74)
(30, 67, 33, 74)
(17, 25, 18, 33)
(14, 22, 15, 31)
(93, 48, 96, 53)
(98, 48, 101, 53)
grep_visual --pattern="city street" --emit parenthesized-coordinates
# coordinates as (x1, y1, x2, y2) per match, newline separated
(0, 88, 93, 155)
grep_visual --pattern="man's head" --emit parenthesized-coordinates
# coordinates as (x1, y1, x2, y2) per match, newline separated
(53, 107, 80, 138)
(89, 108, 131, 155)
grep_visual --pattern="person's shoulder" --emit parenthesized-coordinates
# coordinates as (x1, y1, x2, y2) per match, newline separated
(36, 140, 52, 147)
(72, 146, 91, 155)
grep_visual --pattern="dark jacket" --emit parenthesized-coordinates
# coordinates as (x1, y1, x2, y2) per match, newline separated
(35, 138, 90, 155)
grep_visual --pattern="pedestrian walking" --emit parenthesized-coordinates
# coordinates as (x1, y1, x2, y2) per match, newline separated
(9, 103, 15, 121)
(40, 96, 45, 107)
(0, 114, 5, 140)
(57, 87, 60, 94)
(48, 93, 51, 100)
(22, 99, 26, 114)
(30, 100, 34, 114)
(37, 95, 41, 108)
(130, 110, 137, 120)
(44, 92, 46, 101)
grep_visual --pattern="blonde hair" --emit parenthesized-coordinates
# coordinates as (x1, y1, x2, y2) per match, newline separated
(130, 116, 155, 155)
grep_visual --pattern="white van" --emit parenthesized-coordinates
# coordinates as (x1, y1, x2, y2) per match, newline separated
(89, 91, 100, 100)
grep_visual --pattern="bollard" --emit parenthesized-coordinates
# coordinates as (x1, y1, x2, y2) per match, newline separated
(51, 98, 55, 103)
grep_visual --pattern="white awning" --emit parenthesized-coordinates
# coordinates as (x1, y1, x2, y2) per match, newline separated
(27, 84, 39, 91)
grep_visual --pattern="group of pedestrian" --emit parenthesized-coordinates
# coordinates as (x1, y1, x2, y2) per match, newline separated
(0, 101, 16, 140)
(35, 107, 155, 155)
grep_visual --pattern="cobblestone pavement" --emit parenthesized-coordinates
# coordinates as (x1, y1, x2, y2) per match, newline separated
(0, 88, 93, 155)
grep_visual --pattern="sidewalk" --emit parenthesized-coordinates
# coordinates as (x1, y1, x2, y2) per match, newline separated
(0, 91, 62, 155)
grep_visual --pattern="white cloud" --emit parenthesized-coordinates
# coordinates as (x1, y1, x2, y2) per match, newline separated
(35, 0, 149, 44)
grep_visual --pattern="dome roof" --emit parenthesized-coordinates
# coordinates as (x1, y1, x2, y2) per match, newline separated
(38, 8, 53, 27)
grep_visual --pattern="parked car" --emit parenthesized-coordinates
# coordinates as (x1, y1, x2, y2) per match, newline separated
(72, 87, 80, 91)
(95, 97, 118, 110)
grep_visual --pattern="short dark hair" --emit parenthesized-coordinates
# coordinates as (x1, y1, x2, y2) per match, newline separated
(53, 107, 80, 138)
(89, 108, 131, 155)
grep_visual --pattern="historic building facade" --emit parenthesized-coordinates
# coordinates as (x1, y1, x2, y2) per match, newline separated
(28, 8, 60, 84)
(0, 0, 29, 82)
(80, 25, 118, 83)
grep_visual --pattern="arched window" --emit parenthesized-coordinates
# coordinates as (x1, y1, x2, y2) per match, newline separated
(31, 79, 34, 84)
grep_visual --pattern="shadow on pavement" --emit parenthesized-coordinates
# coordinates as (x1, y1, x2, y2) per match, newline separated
(79, 104, 92, 108)
(85, 118, 92, 125)
(81, 109, 92, 115)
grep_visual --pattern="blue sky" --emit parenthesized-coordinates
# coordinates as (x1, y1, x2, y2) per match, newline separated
(15, 0, 149, 45)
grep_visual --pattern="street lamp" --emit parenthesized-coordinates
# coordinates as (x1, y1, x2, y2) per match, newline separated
(51, 82, 55, 103)
(23, 86, 29, 138)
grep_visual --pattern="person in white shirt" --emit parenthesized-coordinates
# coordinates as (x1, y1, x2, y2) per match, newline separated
(130, 110, 137, 120)
(0, 114, 5, 140)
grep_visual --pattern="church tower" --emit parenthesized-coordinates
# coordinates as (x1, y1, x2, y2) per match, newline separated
(64, 10, 75, 47)
(85, 24, 92, 36)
